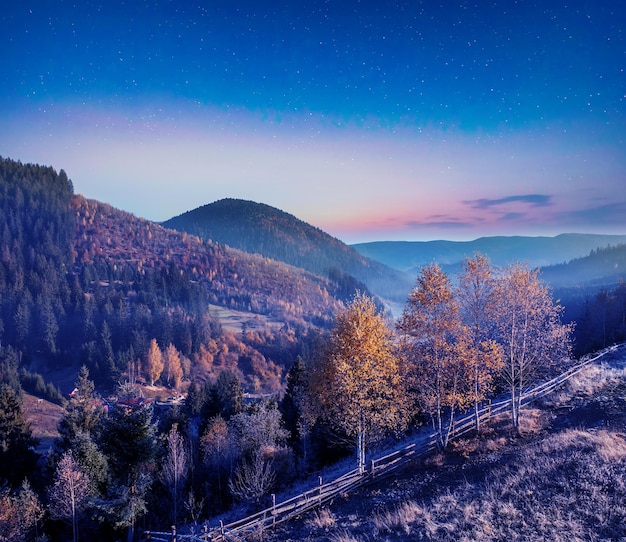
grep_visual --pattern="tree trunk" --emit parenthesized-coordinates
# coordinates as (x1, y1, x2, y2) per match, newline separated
(474, 371, 481, 432)
(71, 492, 77, 542)
(515, 392, 522, 433)
(511, 383, 520, 432)
(443, 406, 455, 450)
(357, 429, 365, 473)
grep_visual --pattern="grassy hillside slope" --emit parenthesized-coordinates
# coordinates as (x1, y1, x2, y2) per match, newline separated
(266, 355, 626, 541)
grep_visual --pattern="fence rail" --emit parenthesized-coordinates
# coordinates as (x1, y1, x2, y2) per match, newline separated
(147, 343, 623, 542)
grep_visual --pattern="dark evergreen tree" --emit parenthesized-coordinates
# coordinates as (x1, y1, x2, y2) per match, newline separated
(205, 370, 245, 422)
(57, 366, 104, 446)
(280, 357, 309, 454)
(98, 404, 156, 541)
(0, 345, 20, 391)
(184, 380, 204, 418)
(0, 385, 39, 487)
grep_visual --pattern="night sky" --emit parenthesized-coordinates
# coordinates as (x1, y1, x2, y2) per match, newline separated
(1, 1, 624, 242)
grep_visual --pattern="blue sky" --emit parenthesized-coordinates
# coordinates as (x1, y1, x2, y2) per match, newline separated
(1, 1, 624, 243)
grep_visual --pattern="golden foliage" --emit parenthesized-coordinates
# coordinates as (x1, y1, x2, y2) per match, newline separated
(398, 264, 474, 449)
(163, 343, 184, 389)
(494, 263, 573, 430)
(145, 338, 164, 386)
(311, 292, 409, 467)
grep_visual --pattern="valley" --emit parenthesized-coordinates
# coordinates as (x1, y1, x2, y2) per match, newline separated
(1, 156, 626, 541)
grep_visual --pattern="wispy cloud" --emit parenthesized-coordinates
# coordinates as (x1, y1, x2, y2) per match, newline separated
(409, 220, 476, 230)
(464, 194, 553, 210)
(500, 212, 525, 221)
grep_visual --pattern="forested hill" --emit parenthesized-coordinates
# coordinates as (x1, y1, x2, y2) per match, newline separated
(162, 198, 413, 303)
(540, 243, 626, 288)
(0, 158, 346, 393)
(73, 196, 344, 326)
(0, 157, 76, 358)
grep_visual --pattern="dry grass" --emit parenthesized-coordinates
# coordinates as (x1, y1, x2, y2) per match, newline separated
(305, 508, 336, 529)
(328, 530, 365, 542)
(548, 361, 626, 406)
(373, 500, 429, 536)
(450, 438, 478, 458)
(22, 393, 64, 453)
(516, 408, 546, 436)
(423, 451, 446, 468)
(267, 352, 626, 542)
(371, 427, 626, 541)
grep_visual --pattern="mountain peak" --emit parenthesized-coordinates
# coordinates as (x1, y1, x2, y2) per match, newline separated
(162, 199, 413, 304)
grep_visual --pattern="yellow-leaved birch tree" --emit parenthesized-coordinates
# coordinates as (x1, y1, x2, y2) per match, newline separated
(310, 292, 408, 472)
(145, 338, 164, 386)
(398, 264, 473, 450)
(456, 254, 503, 431)
(493, 263, 573, 432)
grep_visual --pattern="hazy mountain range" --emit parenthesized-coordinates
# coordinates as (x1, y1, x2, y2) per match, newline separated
(163, 199, 626, 298)
(352, 234, 626, 273)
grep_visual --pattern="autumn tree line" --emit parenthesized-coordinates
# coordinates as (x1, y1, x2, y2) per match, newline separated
(311, 255, 572, 469)
(0, 254, 573, 541)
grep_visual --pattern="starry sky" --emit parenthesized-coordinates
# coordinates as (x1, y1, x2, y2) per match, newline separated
(1, 1, 624, 243)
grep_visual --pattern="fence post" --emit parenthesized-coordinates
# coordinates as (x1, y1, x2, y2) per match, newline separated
(370, 459, 375, 477)
(220, 520, 225, 537)
(272, 493, 276, 529)
(318, 476, 323, 504)
(171, 525, 177, 542)
(202, 524, 209, 541)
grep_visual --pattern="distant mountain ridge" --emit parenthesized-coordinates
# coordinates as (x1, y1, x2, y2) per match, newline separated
(162, 198, 413, 303)
(352, 234, 626, 273)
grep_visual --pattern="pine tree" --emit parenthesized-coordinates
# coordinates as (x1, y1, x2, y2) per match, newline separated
(54, 368, 109, 498)
(207, 370, 244, 421)
(99, 403, 156, 541)
(280, 357, 311, 463)
(0, 385, 38, 487)
(57, 366, 103, 445)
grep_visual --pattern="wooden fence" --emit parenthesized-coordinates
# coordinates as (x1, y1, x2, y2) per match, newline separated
(145, 343, 623, 542)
